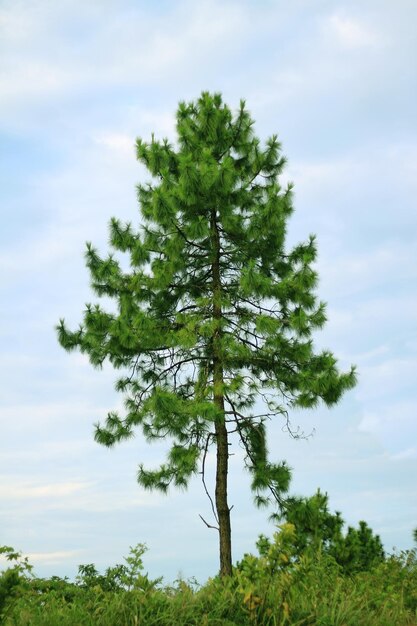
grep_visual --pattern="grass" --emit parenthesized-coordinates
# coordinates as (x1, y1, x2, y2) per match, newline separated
(1, 527, 417, 625)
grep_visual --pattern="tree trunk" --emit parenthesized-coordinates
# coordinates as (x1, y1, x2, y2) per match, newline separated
(211, 208, 233, 577)
(214, 401, 232, 576)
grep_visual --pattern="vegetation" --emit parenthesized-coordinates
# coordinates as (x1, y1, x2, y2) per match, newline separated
(57, 92, 356, 575)
(1, 519, 417, 625)
(280, 489, 385, 574)
(43, 91, 413, 624)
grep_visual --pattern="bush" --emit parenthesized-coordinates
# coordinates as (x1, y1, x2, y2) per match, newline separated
(1, 534, 416, 626)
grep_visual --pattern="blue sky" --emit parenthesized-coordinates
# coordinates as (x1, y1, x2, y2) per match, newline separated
(1, 0, 416, 582)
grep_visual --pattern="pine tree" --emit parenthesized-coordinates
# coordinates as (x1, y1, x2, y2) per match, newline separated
(330, 520, 385, 573)
(281, 490, 385, 573)
(57, 92, 356, 577)
(282, 489, 344, 555)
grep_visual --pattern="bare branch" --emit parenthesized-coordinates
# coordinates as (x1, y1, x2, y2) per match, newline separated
(198, 514, 219, 532)
(200, 434, 219, 526)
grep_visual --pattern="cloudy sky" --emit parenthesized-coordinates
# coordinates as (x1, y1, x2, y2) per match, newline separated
(1, 0, 416, 582)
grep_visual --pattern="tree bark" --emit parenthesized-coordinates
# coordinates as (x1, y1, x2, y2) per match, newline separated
(214, 397, 232, 576)
(210, 208, 232, 577)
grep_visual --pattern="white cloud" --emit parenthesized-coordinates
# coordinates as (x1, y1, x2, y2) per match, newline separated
(0, 2, 41, 44)
(358, 412, 380, 434)
(25, 550, 81, 564)
(0, 0, 251, 117)
(318, 241, 417, 298)
(122, 108, 177, 140)
(0, 223, 81, 277)
(0, 549, 82, 569)
(390, 448, 417, 461)
(289, 158, 356, 190)
(0, 402, 98, 429)
(46, 490, 164, 513)
(0, 481, 93, 500)
(357, 357, 417, 401)
(0, 472, 164, 514)
(358, 399, 417, 455)
(0, 60, 73, 103)
(93, 132, 136, 157)
(384, 143, 417, 189)
(354, 345, 390, 363)
(326, 13, 380, 49)
(0, 440, 93, 463)
(0, 141, 139, 283)
(289, 142, 417, 215)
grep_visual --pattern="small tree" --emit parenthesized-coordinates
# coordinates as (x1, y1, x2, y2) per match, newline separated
(280, 491, 385, 573)
(281, 489, 344, 555)
(57, 92, 356, 576)
(333, 520, 385, 573)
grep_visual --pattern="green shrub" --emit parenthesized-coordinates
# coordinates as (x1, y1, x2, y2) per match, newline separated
(2, 536, 416, 626)
(0, 545, 34, 622)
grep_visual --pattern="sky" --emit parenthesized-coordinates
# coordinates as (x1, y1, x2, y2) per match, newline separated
(1, 0, 416, 583)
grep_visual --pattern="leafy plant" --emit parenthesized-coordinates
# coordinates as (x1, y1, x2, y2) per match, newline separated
(0, 545, 33, 620)
(2, 539, 417, 626)
(279, 490, 385, 574)
(75, 544, 162, 592)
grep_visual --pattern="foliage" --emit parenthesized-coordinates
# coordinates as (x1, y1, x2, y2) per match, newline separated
(278, 489, 385, 573)
(330, 520, 385, 574)
(74, 544, 162, 593)
(1, 535, 416, 626)
(0, 546, 33, 620)
(57, 91, 356, 574)
(277, 489, 344, 553)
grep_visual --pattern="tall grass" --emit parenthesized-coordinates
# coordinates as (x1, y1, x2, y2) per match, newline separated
(1, 528, 416, 625)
